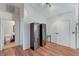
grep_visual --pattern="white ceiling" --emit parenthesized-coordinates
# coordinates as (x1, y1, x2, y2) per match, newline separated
(0, 3, 77, 20)
(0, 3, 23, 11)
(6, 3, 24, 8)
(24, 3, 77, 19)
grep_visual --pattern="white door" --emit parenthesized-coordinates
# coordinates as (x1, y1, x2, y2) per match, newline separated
(76, 23, 79, 49)
(70, 20, 77, 49)
(56, 20, 71, 47)
(0, 19, 5, 50)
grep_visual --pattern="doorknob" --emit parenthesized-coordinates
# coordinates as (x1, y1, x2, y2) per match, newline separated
(72, 32, 75, 34)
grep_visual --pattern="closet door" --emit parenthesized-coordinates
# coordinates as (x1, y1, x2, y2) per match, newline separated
(0, 19, 5, 50)
(56, 20, 70, 47)
(77, 23, 79, 49)
(30, 23, 34, 50)
(30, 23, 40, 50)
(34, 23, 40, 50)
(75, 23, 79, 49)
(70, 20, 77, 49)
(42, 24, 46, 46)
(40, 24, 46, 46)
(56, 20, 77, 49)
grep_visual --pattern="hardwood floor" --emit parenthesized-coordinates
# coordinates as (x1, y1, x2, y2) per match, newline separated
(4, 42, 17, 49)
(24, 42, 79, 56)
(0, 45, 23, 56)
(0, 42, 79, 56)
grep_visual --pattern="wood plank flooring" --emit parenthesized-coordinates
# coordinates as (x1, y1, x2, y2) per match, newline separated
(0, 42, 79, 56)
(0, 45, 23, 56)
(24, 42, 79, 56)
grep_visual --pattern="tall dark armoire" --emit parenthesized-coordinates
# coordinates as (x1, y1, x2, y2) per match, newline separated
(30, 23, 40, 50)
(30, 23, 46, 50)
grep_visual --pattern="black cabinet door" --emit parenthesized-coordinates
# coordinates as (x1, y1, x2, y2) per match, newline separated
(40, 24, 46, 46)
(34, 23, 40, 50)
(30, 23, 40, 50)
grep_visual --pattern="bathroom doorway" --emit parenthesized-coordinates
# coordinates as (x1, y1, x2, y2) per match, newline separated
(3, 20, 16, 49)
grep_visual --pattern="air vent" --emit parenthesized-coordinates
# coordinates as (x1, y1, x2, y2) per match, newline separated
(6, 4, 15, 14)
(6, 4, 20, 16)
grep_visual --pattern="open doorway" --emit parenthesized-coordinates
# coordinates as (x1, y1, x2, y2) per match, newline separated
(3, 20, 16, 49)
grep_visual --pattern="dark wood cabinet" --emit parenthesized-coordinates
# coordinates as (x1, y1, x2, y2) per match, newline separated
(30, 23, 40, 50)
(30, 23, 46, 50)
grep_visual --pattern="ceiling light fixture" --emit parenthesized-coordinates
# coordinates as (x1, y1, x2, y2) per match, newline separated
(46, 3, 51, 7)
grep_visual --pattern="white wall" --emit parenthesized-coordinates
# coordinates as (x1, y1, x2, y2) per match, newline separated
(13, 16, 20, 45)
(12, 6, 24, 46)
(47, 11, 78, 49)
(22, 5, 47, 50)
(0, 4, 6, 12)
